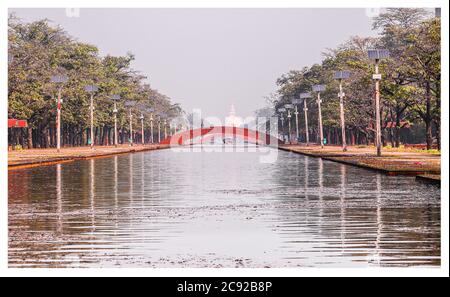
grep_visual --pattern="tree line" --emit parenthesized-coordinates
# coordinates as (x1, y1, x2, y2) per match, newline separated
(267, 8, 440, 150)
(8, 15, 182, 149)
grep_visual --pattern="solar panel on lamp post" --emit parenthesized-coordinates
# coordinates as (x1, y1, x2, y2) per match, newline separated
(312, 85, 326, 148)
(368, 49, 390, 157)
(50, 75, 68, 152)
(124, 101, 136, 146)
(300, 92, 312, 146)
(334, 71, 351, 151)
(85, 85, 99, 149)
(110, 95, 121, 147)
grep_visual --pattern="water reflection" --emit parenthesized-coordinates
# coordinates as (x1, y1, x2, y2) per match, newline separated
(8, 148, 440, 268)
(340, 164, 346, 257)
(90, 159, 95, 234)
(56, 164, 62, 234)
(372, 173, 383, 265)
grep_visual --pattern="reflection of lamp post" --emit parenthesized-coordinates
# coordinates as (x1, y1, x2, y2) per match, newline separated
(292, 98, 301, 142)
(51, 75, 68, 152)
(284, 104, 294, 144)
(300, 92, 312, 146)
(124, 101, 136, 146)
(334, 71, 350, 152)
(312, 85, 326, 148)
(368, 49, 390, 157)
(110, 95, 121, 147)
(85, 85, 98, 149)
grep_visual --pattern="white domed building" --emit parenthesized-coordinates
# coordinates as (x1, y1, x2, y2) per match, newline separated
(225, 104, 243, 127)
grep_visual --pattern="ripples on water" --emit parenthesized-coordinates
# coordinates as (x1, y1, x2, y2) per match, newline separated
(8, 147, 440, 268)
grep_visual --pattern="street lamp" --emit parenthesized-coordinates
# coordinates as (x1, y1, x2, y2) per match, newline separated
(164, 118, 168, 140)
(291, 98, 302, 143)
(50, 74, 68, 152)
(147, 108, 155, 144)
(277, 108, 286, 142)
(312, 84, 326, 148)
(139, 112, 145, 145)
(124, 101, 136, 146)
(300, 92, 312, 146)
(334, 70, 350, 152)
(157, 113, 166, 143)
(85, 85, 98, 149)
(110, 94, 121, 147)
(284, 104, 294, 144)
(368, 49, 390, 157)
(158, 115, 162, 143)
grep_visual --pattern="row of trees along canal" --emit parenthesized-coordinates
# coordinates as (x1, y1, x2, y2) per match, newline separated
(8, 15, 183, 149)
(259, 9, 440, 150)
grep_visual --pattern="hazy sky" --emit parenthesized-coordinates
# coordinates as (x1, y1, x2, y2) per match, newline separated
(10, 8, 378, 119)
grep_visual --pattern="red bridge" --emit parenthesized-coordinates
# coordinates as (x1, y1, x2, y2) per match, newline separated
(160, 126, 283, 146)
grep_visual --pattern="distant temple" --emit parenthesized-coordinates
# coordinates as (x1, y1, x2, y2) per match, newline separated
(225, 104, 243, 127)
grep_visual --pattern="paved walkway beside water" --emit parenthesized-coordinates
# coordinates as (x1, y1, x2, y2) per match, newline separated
(8, 144, 169, 170)
(279, 145, 441, 183)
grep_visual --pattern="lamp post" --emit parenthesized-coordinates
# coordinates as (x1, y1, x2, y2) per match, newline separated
(277, 108, 286, 143)
(147, 108, 155, 144)
(300, 92, 312, 146)
(164, 119, 168, 140)
(85, 85, 98, 149)
(110, 95, 121, 147)
(313, 85, 326, 148)
(292, 98, 301, 143)
(284, 104, 294, 144)
(51, 75, 68, 152)
(334, 71, 350, 152)
(140, 113, 145, 145)
(124, 101, 136, 146)
(158, 114, 162, 143)
(368, 49, 390, 157)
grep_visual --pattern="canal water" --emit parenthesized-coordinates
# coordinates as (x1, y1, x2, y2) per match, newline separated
(8, 147, 440, 268)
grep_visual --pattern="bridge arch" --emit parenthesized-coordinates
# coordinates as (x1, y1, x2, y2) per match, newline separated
(160, 126, 283, 146)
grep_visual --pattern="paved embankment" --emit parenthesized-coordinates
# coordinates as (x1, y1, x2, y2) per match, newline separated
(8, 144, 169, 170)
(279, 145, 441, 184)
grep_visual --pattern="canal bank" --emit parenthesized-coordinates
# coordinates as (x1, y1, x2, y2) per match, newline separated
(279, 145, 441, 183)
(8, 144, 169, 170)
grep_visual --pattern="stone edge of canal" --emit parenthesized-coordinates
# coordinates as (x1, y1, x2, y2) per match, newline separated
(278, 146, 441, 186)
(8, 145, 170, 171)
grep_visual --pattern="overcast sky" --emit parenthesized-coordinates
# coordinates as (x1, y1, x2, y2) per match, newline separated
(10, 8, 378, 119)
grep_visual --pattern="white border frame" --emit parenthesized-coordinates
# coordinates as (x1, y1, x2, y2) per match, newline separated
(1, 0, 448, 277)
